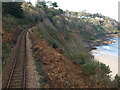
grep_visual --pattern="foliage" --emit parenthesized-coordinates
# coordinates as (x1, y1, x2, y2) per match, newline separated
(35, 61, 44, 76)
(48, 41, 58, 48)
(98, 62, 111, 75)
(2, 41, 13, 65)
(36, 1, 48, 10)
(72, 52, 91, 65)
(46, 8, 64, 21)
(81, 61, 98, 75)
(89, 35, 98, 40)
(2, 2, 23, 18)
(51, 2, 58, 8)
(35, 61, 46, 88)
(31, 38, 46, 88)
(81, 61, 111, 76)
(115, 74, 120, 87)
(3, 2, 119, 88)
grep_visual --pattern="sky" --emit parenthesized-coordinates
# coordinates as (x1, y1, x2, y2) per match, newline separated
(29, 0, 119, 21)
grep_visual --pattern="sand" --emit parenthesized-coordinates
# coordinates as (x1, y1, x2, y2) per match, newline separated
(91, 50, 118, 80)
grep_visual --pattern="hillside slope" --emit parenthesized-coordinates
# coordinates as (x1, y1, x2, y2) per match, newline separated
(30, 32, 104, 88)
(2, 2, 119, 88)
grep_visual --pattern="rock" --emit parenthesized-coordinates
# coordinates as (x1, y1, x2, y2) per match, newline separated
(103, 40, 115, 45)
(90, 47, 97, 51)
(92, 47, 97, 50)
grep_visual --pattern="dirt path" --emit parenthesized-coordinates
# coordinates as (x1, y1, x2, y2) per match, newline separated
(26, 30, 40, 88)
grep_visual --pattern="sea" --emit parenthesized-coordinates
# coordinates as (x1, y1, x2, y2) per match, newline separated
(93, 38, 119, 57)
(92, 38, 119, 79)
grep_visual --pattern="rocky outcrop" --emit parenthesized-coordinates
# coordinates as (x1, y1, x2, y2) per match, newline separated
(102, 40, 115, 45)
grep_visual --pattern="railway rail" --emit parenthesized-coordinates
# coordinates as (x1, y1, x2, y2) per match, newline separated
(5, 30, 28, 88)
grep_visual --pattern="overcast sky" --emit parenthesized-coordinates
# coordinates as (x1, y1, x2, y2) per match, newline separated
(30, 0, 119, 21)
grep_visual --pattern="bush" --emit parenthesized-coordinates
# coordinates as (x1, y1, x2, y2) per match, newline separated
(98, 62, 111, 75)
(35, 61, 46, 88)
(115, 74, 120, 87)
(81, 61, 98, 75)
(2, 41, 13, 65)
(35, 61, 44, 76)
(48, 41, 58, 48)
(81, 61, 111, 76)
(72, 52, 91, 65)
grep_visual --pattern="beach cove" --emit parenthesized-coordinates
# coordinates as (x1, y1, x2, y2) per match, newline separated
(91, 38, 119, 80)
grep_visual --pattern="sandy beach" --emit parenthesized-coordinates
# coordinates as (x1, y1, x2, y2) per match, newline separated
(91, 50, 118, 80)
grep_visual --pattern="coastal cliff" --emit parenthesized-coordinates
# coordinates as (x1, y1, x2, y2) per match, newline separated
(2, 2, 120, 88)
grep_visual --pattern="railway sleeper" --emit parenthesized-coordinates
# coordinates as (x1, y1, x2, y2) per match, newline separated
(12, 74, 23, 77)
(13, 71, 23, 74)
(9, 83, 23, 88)
(14, 68, 23, 71)
(11, 77, 23, 81)
(11, 79, 23, 83)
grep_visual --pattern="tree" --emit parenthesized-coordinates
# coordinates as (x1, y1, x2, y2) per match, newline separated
(2, 2, 23, 18)
(51, 2, 58, 8)
(36, 1, 48, 10)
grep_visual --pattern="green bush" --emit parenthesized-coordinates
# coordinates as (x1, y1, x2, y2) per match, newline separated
(39, 77, 46, 88)
(98, 62, 111, 75)
(35, 61, 44, 76)
(90, 35, 98, 40)
(81, 61, 111, 76)
(35, 61, 46, 88)
(2, 41, 13, 65)
(48, 41, 58, 48)
(72, 52, 91, 65)
(81, 61, 98, 75)
(115, 74, 120, 87)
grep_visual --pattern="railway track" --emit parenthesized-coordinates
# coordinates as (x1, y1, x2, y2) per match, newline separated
(5, 30, 28, 88)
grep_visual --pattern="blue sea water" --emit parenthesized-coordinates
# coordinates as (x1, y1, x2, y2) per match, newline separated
(95, 38, 119, 56)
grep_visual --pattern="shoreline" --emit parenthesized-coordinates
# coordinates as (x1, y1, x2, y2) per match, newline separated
(88, 34, 118, 51)
(91, 50, 118, 80)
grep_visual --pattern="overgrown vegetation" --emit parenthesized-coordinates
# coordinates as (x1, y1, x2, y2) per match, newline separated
(2, 2, 23, 18)
(31, 1, 119, 87)
(31, 38, 46, 88)
(35, 61, 46, 88)
(2, 1, 119, 88)
(81, 61, 111, 76)
(2, 2, 41, 65)
(115, 74, 120, 87)
(2, 41, 13, 65)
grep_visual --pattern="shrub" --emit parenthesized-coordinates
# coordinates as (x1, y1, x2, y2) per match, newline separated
(115, 74, 120, 87)
(81, 61, 98, 75)
(48, 41, 58, 48)
(35, 61, 46, 88)
(81, 61, 111, 76)
(72, 52, 91, 65)
(98, 62, 111, 75)
(2, 41, 13, 65)
(35, 61, 44, 76)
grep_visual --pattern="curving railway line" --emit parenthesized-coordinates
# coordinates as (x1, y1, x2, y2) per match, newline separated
(3, 30, 28, 89)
